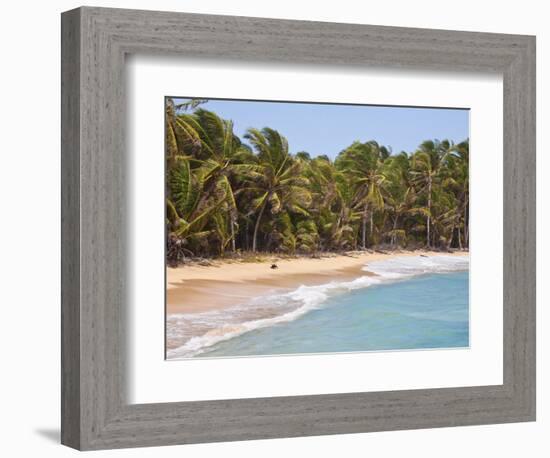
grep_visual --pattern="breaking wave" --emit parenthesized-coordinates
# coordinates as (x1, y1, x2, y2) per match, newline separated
(166, 254, 468, 359)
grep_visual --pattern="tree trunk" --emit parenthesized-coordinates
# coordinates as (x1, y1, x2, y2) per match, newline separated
(334, 215, 342, 250)
(458, 226, 463, 250)
(447, 224, 454, 250)
(252, 197, 269, 252)
(192, 176, 220, 225)
(244, 218, 250, 251)
(230, 211, 236, 252)
(361, 204, 368, 250)
(392, 215, 399, 247)
(426, 175, 432, 248)
(370, 210, 374, 238)
(464, 198, 469, 248)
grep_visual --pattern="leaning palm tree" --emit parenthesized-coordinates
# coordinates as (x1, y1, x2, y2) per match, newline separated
(165, 99, 207, 167)
(442, 139, 469, 248)
(336, 141, 387, 249)
(244, 127, 312, 252)
(303, 156, 340, 249)
(172, 108, 258, 252)
(381, 152, 415, 247)
(410, 139, 453, 248)
(429, 186, 461, 249)
(166, 157, 224, 260)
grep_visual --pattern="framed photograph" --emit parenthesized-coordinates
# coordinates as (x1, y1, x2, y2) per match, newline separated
(61, 6, 536, 450)
(164, 97, 471, 361)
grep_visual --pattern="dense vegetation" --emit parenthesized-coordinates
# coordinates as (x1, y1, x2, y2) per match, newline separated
(165, 99, 469, 265)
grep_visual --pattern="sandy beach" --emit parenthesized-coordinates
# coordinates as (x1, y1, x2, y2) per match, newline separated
(167, 250, 468, 315)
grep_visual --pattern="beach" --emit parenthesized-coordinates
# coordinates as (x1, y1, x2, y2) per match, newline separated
(167, 250, 468, 315)
(166, 250, 469, 357)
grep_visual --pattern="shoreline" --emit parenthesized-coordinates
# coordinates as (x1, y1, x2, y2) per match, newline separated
(167, 250, 469, 316)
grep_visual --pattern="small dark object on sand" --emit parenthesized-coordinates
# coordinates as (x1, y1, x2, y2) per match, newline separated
(420, 254, 428, 258)
(270, 264, 278, 269)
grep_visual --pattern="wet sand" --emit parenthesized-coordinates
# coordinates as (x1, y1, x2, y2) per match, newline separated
(167, 250, 468, 315)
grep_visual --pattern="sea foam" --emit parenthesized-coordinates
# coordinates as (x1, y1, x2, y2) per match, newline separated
(365, 254, 469, 278)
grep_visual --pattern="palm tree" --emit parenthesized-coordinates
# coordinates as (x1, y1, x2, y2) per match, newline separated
(165, 98, 469, 261)
(336, 141, 387, 249)
(167, 157, 222, 258)
(244, 127, 311, 252)
(443, 140, 469, 248)
(410, 140, 453, 248)
(301, 156, 358, 251)
(172, 108, 257, 253)
(381, 152, 415, 247)
(165, 99, 208, 167)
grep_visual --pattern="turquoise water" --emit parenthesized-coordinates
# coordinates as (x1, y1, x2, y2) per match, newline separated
(195, 270, 469, 357)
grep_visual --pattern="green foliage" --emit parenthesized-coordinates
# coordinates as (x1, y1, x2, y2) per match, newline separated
(165, 98, 469, 262)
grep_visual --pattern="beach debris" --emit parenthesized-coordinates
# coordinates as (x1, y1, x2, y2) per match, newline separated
(420, 254, 428, 258)
(270, 264, 279, 269)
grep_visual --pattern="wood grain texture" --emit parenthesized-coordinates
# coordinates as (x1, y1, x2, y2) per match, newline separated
(60, 8, 81, 449)
(61, 6, 536, 450)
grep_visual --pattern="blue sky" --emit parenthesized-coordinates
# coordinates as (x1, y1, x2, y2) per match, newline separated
(172, 98, 469, 159)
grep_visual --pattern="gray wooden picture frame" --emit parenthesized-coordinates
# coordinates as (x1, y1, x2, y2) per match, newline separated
(61, 6, 536, 451)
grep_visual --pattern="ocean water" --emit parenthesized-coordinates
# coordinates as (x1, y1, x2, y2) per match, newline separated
(166, 255, 469, 359)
